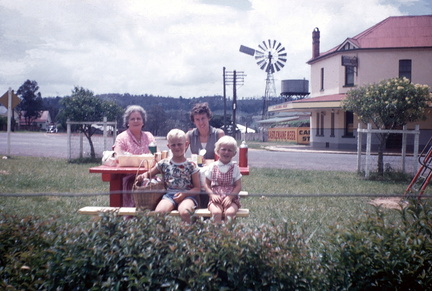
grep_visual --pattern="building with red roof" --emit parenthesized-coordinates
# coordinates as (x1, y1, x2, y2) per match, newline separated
(18, 110, 52, 131)
(269, 15, 432, 150)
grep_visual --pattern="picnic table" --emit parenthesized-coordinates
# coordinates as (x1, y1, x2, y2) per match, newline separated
(89, 162, 250, 207)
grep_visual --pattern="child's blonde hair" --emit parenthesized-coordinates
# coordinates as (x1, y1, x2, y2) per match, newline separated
(214, 136, 238, 154)
(167, 128, 186, 142)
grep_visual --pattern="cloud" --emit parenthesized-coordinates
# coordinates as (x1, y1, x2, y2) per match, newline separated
(0, 0, 427, 98)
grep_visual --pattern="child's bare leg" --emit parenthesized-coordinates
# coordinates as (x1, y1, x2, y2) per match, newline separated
(224, 204, 239, 222)
(209, 203, 223, 223)
(177, 199, 196, 223)
(155, 199, 175, 213)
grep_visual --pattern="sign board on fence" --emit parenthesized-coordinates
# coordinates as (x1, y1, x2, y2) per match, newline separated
(0, 90, 21, 109)
(268, 127, 310, 144)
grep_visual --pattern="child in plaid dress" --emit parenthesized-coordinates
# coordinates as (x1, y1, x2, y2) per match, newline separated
(204, 136, 242, 223)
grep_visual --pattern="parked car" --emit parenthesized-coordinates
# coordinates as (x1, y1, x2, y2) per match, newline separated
(221, 123, 240, 135)
(46, 124, 58, 133)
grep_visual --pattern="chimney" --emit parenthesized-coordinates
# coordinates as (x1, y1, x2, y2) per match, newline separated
(312, 27, 320, 59)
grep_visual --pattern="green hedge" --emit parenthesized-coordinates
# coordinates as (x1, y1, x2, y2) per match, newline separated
(1, 201, 431, 290)
(321, 200, 432, 290)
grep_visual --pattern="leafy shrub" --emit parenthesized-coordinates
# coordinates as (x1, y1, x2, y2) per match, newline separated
(321, 200, 432, 290)
(0, 215, 58, 290)
(1, 202, 432, 290)
(46, 216, 321, 290)
(1, 214, 320, 290)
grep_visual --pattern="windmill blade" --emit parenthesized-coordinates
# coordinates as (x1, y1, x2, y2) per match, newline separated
(259, 61, 267, 70)
(277, 46, 286, 53)
(266, 62, 275, 73)
(275, 42, 282, 51)
(258, 44, 266, 52)
(268, 39, 272, 48)
(257, 59, 266, 67)
(279, 58, 287, 64)
(272, 40, 277, 48)
(239, 45, 255, 56)
(262, 40, 268, 50)
(278, 52, 287, 58)
(276, 60, 285, 68)
(255, 53, 265, 61)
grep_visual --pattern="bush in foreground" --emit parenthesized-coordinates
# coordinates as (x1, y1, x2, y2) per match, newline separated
(1, 214, 319, 290)
(321, 199, 432, 290)
(1, 201, 431, 290)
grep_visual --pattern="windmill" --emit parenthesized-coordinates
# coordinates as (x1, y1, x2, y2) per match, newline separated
(240, 39, 287, 118)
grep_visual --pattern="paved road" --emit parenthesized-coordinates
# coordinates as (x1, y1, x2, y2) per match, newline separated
(0, 132, 362, 172)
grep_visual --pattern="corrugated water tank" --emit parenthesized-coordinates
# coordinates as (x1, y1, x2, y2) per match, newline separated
(281, 79, 309, 94)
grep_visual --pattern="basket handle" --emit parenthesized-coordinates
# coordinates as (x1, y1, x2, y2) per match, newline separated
(134, 158, 151, 185)
(133, 155, 166, 188)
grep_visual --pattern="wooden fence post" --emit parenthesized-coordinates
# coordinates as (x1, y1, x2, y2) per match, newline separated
(103, 117, 107, 150)
(413, 124, 420, 174)
(79, 131, 83, 158)
(402, 125, 407, 172)
(357, 123, 362, 172)
(365, 123, 372, 178)
(67, 119, 71, 161)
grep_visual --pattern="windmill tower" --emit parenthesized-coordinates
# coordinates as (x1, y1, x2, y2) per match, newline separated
(240, 39, 287, 118)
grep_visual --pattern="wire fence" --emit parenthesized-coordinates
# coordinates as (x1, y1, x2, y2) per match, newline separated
(357, 124, 421, 177)
(68, 133, 115, 160)
(66, 119, 117, 160)
(2, 191, 430, 198)
(358, 152, 418, 175)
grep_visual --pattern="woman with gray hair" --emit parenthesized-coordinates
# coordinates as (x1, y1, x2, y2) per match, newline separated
(113, 105, 156, 208)
(113, 105, 156, 155)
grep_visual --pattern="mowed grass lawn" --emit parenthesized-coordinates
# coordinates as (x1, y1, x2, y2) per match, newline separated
(0, 155, 421, 243)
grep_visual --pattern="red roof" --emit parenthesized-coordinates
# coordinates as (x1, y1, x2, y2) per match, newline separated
(19, 111, 50, 124)
(313, 15, 432, 61)
(351, 15, 432, 48)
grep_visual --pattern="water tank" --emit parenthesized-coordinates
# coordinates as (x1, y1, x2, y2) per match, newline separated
(281, 79, 309, 95)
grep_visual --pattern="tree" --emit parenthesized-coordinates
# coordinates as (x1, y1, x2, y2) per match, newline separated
(146, 105, 168, 136)
(342, 77, 431, 174)
(59, 86, 123, 159)
(16, 80, 44, 127)
(43, 96, 62, 124)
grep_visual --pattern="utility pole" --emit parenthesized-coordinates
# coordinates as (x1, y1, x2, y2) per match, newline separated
(224, 69, 245, 137)
(223, 67, 227, 129)
(233, 70, 237, 135)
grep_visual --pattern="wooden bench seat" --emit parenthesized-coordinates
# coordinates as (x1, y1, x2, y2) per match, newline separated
(78, 206, 250, 218)
(238, 191, 248, 197)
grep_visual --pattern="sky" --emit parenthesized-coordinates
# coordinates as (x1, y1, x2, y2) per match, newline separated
(0, 0, 430, 100)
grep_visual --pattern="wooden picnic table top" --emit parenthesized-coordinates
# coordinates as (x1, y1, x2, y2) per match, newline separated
(89, 163, 249, 175)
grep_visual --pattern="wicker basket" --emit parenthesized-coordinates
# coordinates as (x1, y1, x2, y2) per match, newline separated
(132, 178, 165, 210)
(132, 158, 165, 210)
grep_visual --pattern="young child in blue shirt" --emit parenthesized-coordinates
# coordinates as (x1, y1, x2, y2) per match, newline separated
(138, 129, 201, 223)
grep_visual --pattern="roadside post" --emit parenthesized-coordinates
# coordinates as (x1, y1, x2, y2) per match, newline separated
(0, 88, 21, 156)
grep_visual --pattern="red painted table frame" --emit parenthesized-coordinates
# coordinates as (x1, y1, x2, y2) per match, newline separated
(89, 165, 250, 207)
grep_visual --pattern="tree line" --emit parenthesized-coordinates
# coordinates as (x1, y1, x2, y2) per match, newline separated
(11, 80, 266, 136)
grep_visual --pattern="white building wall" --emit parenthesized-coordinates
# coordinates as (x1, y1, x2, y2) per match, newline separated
(310, 56, 341, 96)
(356, 49, 432, 86)
(310, 48, 432, 98)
